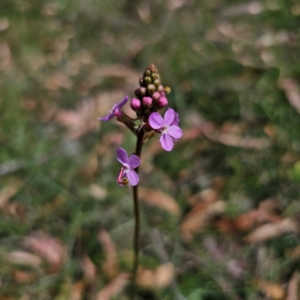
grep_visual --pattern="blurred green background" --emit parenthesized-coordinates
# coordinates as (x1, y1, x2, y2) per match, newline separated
(1, 0, 300, 299)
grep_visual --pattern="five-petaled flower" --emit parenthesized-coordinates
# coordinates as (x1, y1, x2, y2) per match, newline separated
(149, 108, 182, 151)
(98, 96, 128, 121)
(116, 147, 140, 186)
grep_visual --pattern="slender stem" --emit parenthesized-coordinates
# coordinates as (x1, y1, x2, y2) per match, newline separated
(131, 129, 145, 299)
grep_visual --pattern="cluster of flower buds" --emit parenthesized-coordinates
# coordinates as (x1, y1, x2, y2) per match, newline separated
(130, 64, 169, 115)
(98, 64, 182, 186)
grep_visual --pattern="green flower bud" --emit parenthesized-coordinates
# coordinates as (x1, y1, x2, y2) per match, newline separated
(147, 64, 157, 73)
(153, 79, 161, 87)
(144, 70, 151, 77)
(139, 78, 145, 87)
(147, 84, 156, 95)
(151, 73, 160, 80)
(135, 87, 146, 98)
(144, 76, 152, 85)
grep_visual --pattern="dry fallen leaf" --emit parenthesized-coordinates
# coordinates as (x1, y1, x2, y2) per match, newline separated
(81, 255, 96, 283)
(71, 281, 85, 300)
(137, 263, 175, 289)
(286, 271, 299, 300)
(55, 91, 128, 139)
(0, 18, 9, 31)
(98, 229, 118, 278)
(14, 270, 36, 284)
(215, 198, 282, 233)
(155, 263, 175, 288)
(81, 152, 98, 178)
(278, 78, 300, 115)
(139, 188, 181, 216)
(0, 41, 11, 71)
(24, 232, 67, 273)
(245, 218, 298, 244)
(257, 280, 285, 300)
(181, 200, 226, 242)
(0, 183, 22, 209)
(45, 73, 72, 90)
(201, 122, 270, 149)
(96, 273, 129, 300)
(137, 268, 156, 289)
(89, 184, 107, 200)
(8, 251, 42, 268)
(187, 188, 219, 206)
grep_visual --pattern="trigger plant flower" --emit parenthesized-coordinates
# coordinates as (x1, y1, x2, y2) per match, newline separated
(98, 96, 128, 121)
(149, 108, 183, 151)
(116, 147, 140, 186)
(98, 64, 183, 297)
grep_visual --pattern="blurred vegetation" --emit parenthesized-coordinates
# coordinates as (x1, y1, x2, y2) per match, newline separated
(1, 0, 300, 299)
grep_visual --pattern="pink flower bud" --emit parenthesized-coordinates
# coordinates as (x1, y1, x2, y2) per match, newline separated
(142, 96, 152, 107)
(157, 96, 168, 108)
(157, 85, 164, 93)
(130, 98, 141, 111)
(152, 92, 160, 102)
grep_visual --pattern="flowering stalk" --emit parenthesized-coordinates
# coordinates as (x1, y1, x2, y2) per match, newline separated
(98, 64, 182, 298)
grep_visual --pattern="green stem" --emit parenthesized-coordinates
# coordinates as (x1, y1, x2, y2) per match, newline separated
(131, 129, 144, 299)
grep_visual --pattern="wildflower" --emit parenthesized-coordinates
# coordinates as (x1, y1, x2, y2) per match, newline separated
(116, 147, 140, 186)
(98, 96, 128, 121)
(149, 108, 182, 151)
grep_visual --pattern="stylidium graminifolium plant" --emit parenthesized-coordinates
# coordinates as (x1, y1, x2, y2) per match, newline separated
(98, 64, 182, 296)
(98, 64, 183, 187)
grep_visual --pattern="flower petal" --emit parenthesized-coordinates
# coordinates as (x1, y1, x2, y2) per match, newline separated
(160, 134, 174, 151)
(149, 112, 164, 129)
(164, 108, 175, 126)
(170, 112, 180, 126)
(116, 147, 129, 165)
(168, 126, 183, 138)
(115, 96, 129, 110)
(128, 154, 140, 169)
(99, 96, 128, 121)
(98, 113, 114, 121)
(127, 170, 139, 186)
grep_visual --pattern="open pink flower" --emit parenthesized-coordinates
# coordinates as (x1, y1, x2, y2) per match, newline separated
(116, 147, 140, 186)
(98, 96, 128, 121)
(149, 108, 182, 151)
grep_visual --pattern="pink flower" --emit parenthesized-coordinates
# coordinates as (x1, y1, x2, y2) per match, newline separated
(116, 147, 140, 186)
(98, 96, 128, 121)
(149, 108, 182, 151)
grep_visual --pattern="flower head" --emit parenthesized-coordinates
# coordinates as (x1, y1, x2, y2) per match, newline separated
(98, 96, 128, 121)
(116, 147, 140, 186)
(149, 108, 182, 151)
